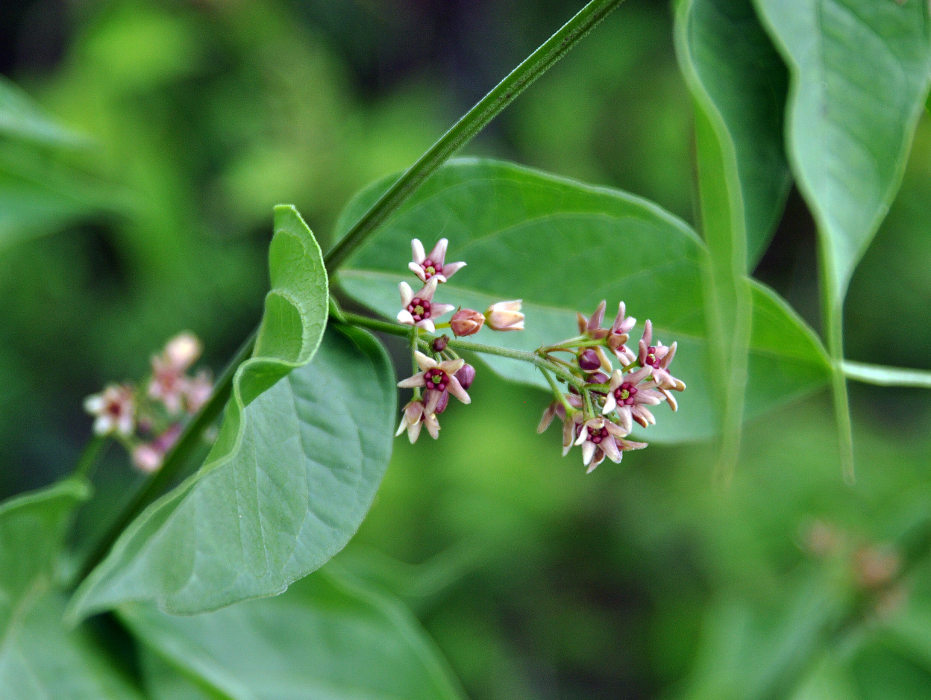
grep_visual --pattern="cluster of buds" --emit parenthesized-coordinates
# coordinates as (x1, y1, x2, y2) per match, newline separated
(395, 238, 524, 442)
(83, 332, 213, 472)
(537, 301, 686, 473)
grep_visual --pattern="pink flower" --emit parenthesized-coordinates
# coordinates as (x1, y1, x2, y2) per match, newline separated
(84, 383, 136, 437)
(397, 278, 455, 333)
(450, 308, 484, 337)
(397, 351, 472, 414)
(163, 332, 202, 371)
(601, 367, 665, 432)
(484, 300, 524, 331)
(606, 302, 637, 362)
(395, 399, 441, 443)
(573, 417, 647, 472)
(408, 238, 466, 283)
(638, 320, 686, 391)
(184, 370, 213, 413)
(130, 423, 182, 473)
(148, 356, 187, 414)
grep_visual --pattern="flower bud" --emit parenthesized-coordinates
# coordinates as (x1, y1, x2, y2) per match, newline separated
(433, 389, 450, 414)
(578, 348, 601, 371)
(431, 335, 449, 353)
(450, 308, 485, 337)
(484, 300, 524, 331)
(164, 332, 202, 371)
(455, 363, 476, 390)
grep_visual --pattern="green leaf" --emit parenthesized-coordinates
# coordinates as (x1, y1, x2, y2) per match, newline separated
(69, 325, 395, 619)
(337, 159, 831, 443)
(842, 361, 931, 389)
(68, 208, 394, 618)
(675, 0, 791, 267)
(753, 0, 931, 304)
(0, 76, 90, 148)
(122, 568, 465, 700)
(0, 480, 142, 698)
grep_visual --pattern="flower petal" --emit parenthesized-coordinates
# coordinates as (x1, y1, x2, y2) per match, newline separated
(446, 375, 471, 404)
(411, 238, 425, 263)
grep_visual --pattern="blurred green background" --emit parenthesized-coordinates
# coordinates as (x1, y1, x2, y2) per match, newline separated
(2, 0, 930, 697)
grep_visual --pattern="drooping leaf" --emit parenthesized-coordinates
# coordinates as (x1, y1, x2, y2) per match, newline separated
(753, 0, 931, 303)
(0, 480, 142, 698)
(123, 568, 465, 700)
(69, 325, 395, 619)
(68, 207, 394, 618)
(336, 159, 831, 443)
(675, 0, 790, 267)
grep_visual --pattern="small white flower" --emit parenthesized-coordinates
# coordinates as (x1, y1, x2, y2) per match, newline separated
(397, 278, 455, 333)
(408, 238, 466, 283)
(84, 383, 136, 437)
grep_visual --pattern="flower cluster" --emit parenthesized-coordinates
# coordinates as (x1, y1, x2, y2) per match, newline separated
(83, 332, 213, 472)
(395, 238, 523, 442)
(537, 301, 686, 473)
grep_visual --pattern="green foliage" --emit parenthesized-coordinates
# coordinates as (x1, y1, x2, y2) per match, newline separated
(122, 568, 464, 699)
(337, 158, 831, 443)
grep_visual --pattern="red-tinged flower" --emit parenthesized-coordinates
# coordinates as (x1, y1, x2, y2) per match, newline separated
(450, 308, 484, 337)
(395, 399, 441, 443)
(577, 300, 608, 338)
(601, 367, 665, 432)
(638, 320, 686, 391)
(84, 383, 136, 437)
(397, 351, 471, 413)
(408, 238, 466, 283)
(397, 277, 455, 333)
(573, 417, 630, 468)
(184, 369, 213, 413)
(485, 300, 524, 331)
(131, 423, 182, 473)
(606, 301, 637, 359)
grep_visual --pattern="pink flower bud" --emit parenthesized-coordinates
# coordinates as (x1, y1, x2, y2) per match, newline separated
(164, 332, 202, 371)
(484, 300, 524, 331)
(455, 363, 476, 390)
(431, 335, 449, 353)
(450, 309, 485, 337)
(578, 348, 601, 371)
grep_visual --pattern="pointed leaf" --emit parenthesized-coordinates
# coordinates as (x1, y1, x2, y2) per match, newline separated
(69, 325, 395, 619)
(753, 0, 931, 303)
(122, 568, 464, 700)
(337, 159, 830, 442)
(0, 480, 142, 698)
(0, 76, 90, 148)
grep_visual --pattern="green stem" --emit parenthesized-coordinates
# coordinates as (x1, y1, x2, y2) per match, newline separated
(73, 435, 107, 481)
(323, 0, 626, 272)
(74, 328, 258, 585)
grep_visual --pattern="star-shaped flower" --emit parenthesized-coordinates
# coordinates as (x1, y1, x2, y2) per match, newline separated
(638, 320, 686, 391)
(395, 399, 441, 443)
(408, 238, 466, 283)
(397, 351, 471, 414)
(601, 367, 665, 432)
(397, 278, 455, 333)
(84, 383, 136, 437)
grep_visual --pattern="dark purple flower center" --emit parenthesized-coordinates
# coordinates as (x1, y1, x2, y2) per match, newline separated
(645, 346, 660, 368)
(424, 368, 449, 392)
(106, 400, 123, 417)
(614, 382, 637, 406)
(421, 258, 441, 279)
(408, 297, 432, 321)
(588, 426, 607, 444)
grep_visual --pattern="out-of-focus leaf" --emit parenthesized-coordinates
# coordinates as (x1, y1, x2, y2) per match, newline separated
(68, 206, 395, 619)
(121, 568, 465, 700)
(0, 76, 89, 147)
(0, 480, 142, 697)
(753, 0, 931, 303)
(841, 361, 931, 389)
(337, 159, 830, 443)
(675, 0, 790, 267)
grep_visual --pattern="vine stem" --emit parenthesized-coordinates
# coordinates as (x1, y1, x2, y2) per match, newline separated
(323, 0, 626, 272)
